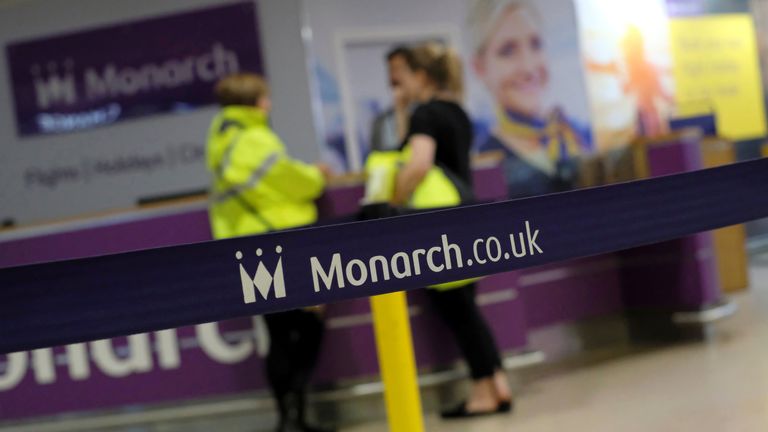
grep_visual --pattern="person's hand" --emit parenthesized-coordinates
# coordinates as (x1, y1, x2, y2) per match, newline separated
(393, 86, 409, 111)
(315, 162, 334, 180)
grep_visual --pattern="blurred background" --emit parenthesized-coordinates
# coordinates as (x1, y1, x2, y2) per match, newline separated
(3, 0, 768, 430)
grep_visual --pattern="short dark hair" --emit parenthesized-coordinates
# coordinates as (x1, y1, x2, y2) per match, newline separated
(386, 45, 416, 67)
(214, 73, 269, 107)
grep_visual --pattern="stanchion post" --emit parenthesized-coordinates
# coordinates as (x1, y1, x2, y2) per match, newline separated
(370, 291, 425, 432)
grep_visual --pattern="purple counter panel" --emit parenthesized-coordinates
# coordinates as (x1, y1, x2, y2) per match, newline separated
(472, 163, 509, 203)
(0, 207, 212, 268)
(620, 137, 723, 311)
(619, 236, 720, 309)
(0, 320, 267, 419)
(517, 256, 623, 328)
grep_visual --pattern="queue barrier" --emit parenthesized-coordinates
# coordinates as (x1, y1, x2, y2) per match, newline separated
(2, 158, 768, 355)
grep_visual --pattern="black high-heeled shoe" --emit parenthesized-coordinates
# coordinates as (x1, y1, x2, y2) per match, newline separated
(440, 399, 514, 419)
(276, 419, 336, 432)
(497, 399, 514, 413)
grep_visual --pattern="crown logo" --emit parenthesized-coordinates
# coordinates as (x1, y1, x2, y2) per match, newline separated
(30, 60, 77, 109)
(236, 246, 286, 304)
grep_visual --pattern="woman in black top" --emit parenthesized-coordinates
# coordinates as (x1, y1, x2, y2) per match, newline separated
(393, 43, 513, 418)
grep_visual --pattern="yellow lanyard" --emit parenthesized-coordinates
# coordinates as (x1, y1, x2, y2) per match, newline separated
(496, 108, 582, 159)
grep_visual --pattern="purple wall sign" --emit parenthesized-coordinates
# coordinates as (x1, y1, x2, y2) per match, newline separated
(666, 0, 707, 16)
(5, 2, 263, 137)
(665, 0, 750, 17)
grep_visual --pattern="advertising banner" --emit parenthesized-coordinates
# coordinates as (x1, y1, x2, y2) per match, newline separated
(576, 0, 676, 150)
(667, 0, 750, 17)
(5, 2, 263, 137)
(466, 0, 593, 199)
(670, 14, 767, 140)
(305, 0, 593, 202)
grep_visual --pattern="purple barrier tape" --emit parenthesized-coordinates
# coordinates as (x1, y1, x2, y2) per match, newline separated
(2, 158, 768, 354)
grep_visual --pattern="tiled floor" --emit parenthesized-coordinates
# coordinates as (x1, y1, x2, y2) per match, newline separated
(347, 260, 768, 432)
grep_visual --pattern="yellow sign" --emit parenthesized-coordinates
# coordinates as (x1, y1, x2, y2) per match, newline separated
(670, 14, 767, 140)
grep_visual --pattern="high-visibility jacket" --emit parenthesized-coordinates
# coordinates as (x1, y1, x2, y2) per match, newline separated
(206, 106, 325, 239)
(364, 145, 477, 290)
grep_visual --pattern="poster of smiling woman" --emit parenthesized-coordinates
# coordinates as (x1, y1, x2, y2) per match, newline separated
(465, 0, 594, 198)
(303, 0, 593, 199)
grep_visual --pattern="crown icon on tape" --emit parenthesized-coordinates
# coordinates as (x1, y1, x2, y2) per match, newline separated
(235, 246, 286, 304)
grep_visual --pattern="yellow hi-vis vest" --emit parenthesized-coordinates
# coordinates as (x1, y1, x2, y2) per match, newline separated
(364, 146, 479, 290)
(206, 106, 325, 239)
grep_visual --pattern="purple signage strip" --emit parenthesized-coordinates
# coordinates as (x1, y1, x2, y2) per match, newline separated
(665, 0, 750, 17)
(2, 158, 768, 354)
(5, 2, 263, 136)
(666, 0, 707, 16)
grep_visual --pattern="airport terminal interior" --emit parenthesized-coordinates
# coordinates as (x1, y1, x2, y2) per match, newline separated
(4, 0, 768, 431)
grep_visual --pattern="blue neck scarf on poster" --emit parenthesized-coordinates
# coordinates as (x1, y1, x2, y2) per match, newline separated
(2, 158, 768, 354)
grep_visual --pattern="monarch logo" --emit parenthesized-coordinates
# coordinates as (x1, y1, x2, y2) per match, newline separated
(235, 246, 286, 304)
(27, 44, 240, 110)
(30, 60, 76, 109)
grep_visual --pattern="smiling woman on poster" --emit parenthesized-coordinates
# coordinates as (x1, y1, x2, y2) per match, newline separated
(469, 0, 592, 199)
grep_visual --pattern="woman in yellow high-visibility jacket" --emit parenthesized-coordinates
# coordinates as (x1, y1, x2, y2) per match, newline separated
(207, 74, 333, 432)
(394, 43, 513, 418)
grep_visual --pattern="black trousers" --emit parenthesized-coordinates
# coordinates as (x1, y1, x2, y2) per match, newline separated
(263, 309, 325, 421)
(425, 283, 502, 380)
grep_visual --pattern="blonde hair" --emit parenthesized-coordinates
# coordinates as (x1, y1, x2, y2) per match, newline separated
(409, 42, 464, 101)
(468, 0, 538, 54)
(214, 73, 269, 107)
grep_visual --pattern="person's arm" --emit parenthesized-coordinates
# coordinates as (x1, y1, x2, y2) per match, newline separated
(392, 134, 435, 206)
(263, 156, 327, 201)
(223, 129, 327, 202)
